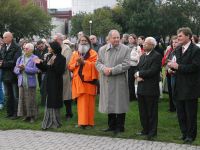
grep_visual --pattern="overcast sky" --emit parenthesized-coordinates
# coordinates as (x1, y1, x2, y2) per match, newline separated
(48, 0, 72, 8)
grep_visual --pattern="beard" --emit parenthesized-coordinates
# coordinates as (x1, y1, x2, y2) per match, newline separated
(78, 44, 90, 54)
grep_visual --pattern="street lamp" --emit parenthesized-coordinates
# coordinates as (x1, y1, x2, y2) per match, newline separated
(89, 20, 92, 35)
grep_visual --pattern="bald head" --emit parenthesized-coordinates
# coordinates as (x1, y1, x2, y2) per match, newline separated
(53, 33, 64, 45)
(3, 32, 13, 44)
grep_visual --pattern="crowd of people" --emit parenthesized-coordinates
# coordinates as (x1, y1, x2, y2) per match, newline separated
(0, 27, 200, 144)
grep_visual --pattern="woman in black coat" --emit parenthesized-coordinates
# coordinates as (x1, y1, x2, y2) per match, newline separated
(34, 41, 66, 129)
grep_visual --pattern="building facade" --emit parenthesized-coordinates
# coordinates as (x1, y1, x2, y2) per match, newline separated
(21, 0, 48, 12)
(72, 0, 117, 15)
(48, 9, 72, 35)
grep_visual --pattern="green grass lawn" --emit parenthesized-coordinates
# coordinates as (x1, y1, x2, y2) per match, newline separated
(0, 90, 199, 146)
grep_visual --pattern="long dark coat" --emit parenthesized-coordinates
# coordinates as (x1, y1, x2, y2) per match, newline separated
(174, 43, 200, 100)
(0, 41, 21, 82)
(136, 50, 162, 96)
(36, 53, 66, 108)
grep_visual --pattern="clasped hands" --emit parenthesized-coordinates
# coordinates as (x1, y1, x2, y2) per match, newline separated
(75, 57, 85, 67)
(18, 64, 25, 71)
(167, 60, 179, 70)
(103, 67, 112, 76)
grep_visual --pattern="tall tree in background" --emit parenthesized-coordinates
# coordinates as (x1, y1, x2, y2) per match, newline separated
(112, 2, 127, 33)
(0, 0, 52, 42)
(70, 12, 86, 36)
(82, 7, 122, 37)
(122, 0, 161, 36)
(70, 0, 200, 39)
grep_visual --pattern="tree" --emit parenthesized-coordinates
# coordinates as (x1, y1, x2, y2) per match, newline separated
(158, 0, 200, 37)
(112, 4, 127, 33)
(70, 12, 86, 36)
(82, 7, 122, 37)
(0, 0, 53, 42)
(122, 0, 162, 36)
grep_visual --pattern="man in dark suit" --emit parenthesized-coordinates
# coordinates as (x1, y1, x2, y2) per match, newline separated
(134, 37, 162, 140)
(168, 27, 200, 144)
(0, 32, 21, 119)
(34, 40, 48, 106)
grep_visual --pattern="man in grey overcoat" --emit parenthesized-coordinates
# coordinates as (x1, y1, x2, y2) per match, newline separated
(96, 30, 130, 135)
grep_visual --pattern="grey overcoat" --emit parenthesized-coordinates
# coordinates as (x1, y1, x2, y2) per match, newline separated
(61, 44, 72, 100)
(96, 43, 130, 113)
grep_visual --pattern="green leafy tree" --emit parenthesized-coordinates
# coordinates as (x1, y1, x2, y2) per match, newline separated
(122, 0, 161, 36)
(0, 0, 53, 42)
(157, 0, 200, 37)
(112, 4, 127, 33)
(70, 12, 86, 36)
(82, 7, 122, 37)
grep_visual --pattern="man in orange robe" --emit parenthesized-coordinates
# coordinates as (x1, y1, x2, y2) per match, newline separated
(68, 35, 98, 128)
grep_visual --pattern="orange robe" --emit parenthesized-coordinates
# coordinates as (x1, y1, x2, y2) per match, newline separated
(68, 49, 98, 126)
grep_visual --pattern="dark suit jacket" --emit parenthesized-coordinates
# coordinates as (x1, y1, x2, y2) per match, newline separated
(136, 50, 162, 96)
(174, 42, 200, 100)
(0, 41, 21, 82)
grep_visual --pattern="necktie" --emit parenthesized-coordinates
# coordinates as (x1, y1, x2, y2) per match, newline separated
(5, 45, 7, 51)
(182, 47, 185, 54)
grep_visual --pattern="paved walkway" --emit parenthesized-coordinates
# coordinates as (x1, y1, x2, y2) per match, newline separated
(0, 130, 199, 150)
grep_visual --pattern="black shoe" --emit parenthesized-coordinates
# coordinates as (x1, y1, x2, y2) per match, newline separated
(178, 135, 186, 140)
(5, 115, 12, 118)
(136, 131, 147, 136)
(10, 115, 18, 120)
(102, 128, 114, 132)
(113, 129, 120, 136)
(146, 135, 154, 141)
(183, 137, 194, 144)
(22, 117, 31, 122)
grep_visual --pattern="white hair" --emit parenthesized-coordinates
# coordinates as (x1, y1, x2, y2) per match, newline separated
(108, 29, 120, 38)
(25, 43, 34, 50)
(55, 33, 64, 41)
(145, 37, 157, 48)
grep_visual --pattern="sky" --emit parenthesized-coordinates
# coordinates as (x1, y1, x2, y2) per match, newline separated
(48, 0, 72, 9)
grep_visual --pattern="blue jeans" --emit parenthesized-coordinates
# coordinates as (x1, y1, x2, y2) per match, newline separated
(0, 70, 4, 104)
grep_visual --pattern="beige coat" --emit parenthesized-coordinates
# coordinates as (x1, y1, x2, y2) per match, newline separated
(61, 44, 72, 100)
(96, 43, 130, 113)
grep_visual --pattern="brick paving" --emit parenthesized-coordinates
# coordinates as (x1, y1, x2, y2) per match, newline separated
(0, 130, 199, 150)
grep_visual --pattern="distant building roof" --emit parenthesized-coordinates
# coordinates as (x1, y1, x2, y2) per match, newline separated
(72, 0, 117, 15)
(48, 9, 72, 19)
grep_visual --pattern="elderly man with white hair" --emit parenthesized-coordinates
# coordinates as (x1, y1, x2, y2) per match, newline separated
(134, 37, 162, 140)
(96, 29, 130, 135)
(14, 43, 39, 123)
